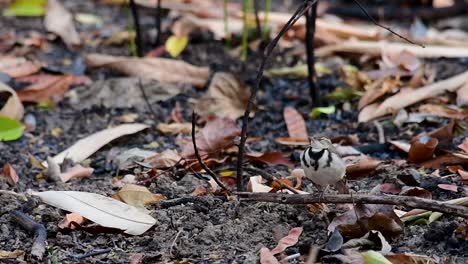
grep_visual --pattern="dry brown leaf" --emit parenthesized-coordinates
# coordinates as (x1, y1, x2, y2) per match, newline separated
(419, 153, 468, 169)
(194, 72, 250, 120)
(381, 48, 421, 71)
(144, 149, 181, 168)
(385, 253, 438, 264)
(45, 0, 81, 48)
(0, 82, 24, 121)
(358, 78, 400, 110)
(60, 164, 94, 183)
(418, 104, 468, 120)
(274, 137, 309, 146)
(359, 70, 468, 122)
(86, 53, 209, 88)
(111, 174, 137, 188)
(344, 155, 382, 179)
(438, 184, 458, 192)
(44, 123, 149, 166)
(0, 250, 24, 259)
(245, 151, 294, 167)
(2, 162, 19, 186)
(181, 116, 240, 158)
(408, 135, 439, 163)
(58, 212, 85, 229)
(259, 247, 280, 264)
(283, 106, 308, 139)
(0, 57, 41, 78)
(458, 139, 468, 153)
(113, 184, 166, 207)
(157, 122, 192, 134)
(270, 227, 303, 255)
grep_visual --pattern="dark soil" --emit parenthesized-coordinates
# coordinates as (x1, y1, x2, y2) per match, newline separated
(1, 1, 468, 263)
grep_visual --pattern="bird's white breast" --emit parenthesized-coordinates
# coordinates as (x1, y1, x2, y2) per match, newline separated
(300, 148, 346, 187)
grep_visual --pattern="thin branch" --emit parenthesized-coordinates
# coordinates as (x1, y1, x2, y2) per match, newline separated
(351, 0, 423, 47)
(129, 0, 144, 57)
(253, 0, 262, 38)
(236, 0, 316, 191)
(235, 192, 468, 218)
(10, 210, 47, 260)
(154, 0, 162, 45)
(191, 111, 231, 193)
(305, 1, 320, 106)
(160, 196, 227, 209)
(70, 249, 111, 261)
(137, 79, 158, 121)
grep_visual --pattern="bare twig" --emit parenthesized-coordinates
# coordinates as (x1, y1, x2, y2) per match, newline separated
(373, 120, 385, 144)
(169, 229, 183, 257)
(351, 0, 423, 47)
(154, 0, 162, 45)
(235, 192, 468, 218)
(10, 210, 47, 260)
(305, 0, 320, 106)
(191, 111, 231, 193)
(253, 0, 262, 38)
(160, 196, 227, 209)
(236, 0, 316, 191)
(129, 0, 143, 57)
(70, 249, 111, 260)
(137, 79, 158, 122)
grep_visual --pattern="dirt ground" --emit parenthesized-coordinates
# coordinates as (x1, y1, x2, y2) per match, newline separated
(1, 1, 468, 263)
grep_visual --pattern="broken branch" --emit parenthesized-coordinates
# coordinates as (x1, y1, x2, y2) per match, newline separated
(10, 210, 47, 260)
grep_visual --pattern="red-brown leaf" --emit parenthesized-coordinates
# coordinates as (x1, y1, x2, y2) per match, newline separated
(2, 163, 19, 185)
(438, 184, 459, 192)
(283, 107, 308, 139)
(245, 151, 294, 167)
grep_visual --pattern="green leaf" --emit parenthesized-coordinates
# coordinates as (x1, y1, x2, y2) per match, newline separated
(265, 63, 331, 78)
(428, 212, 443, 224)
(326, 87, 362, 101)
(362, 250, 392, 264)
(165, 35, 189, 57)
(0, 117, 24, 141)
(309, 105, 336, 119)
(3, 0, 47, 17)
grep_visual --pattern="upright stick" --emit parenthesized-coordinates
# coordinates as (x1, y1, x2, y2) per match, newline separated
(129, 0, 143, 57)
(305, 1, 320, 106)
(154, 0, 162, 45)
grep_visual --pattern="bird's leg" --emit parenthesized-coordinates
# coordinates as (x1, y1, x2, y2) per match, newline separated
(318, 185, 329, 203)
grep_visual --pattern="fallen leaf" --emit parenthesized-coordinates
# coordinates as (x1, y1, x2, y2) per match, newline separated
(456, 81, 468, 107)
(157, 122, 192, 134)
(326, 87, 362, 101)
(428, 119, 456, 145)
(283, 107, 308, 140)
(194, 72, 250, 120)
(58, 212, 85, 229)
(60, 164, 93, 183)
(16, 75, 74, 103)
(309, 105, 336, 118)
(111, 174, 137, 188)
(388, 140, 411, 153)
(2, 162, 19, 185)
(0, 249, 25, 259)
(0, 117, 24, 141)
(274, 137, 309, 146)
(33, 190, 156, 235)
(358, 70, 468, 122)
(358, 78, 400, 110)
(400, 186, 432, 199)
(86, 53, 210, 88)
(379, 183, 402, 194)
(113, 184, 166, 208)
(259, 247, 280, 264)
(245, 151, 294, 167)
(418, 153, 468, 169)
(270, 227, 303, 255)
(437, 184, 458, 192)
(361, 250, 392, 264)
(115, 148, 157, 170)
(75, 13, 103, 27)
(165, 35, 189, 57)
(408, 135, 438, 163)
(418, 104, 468, 120)
(385, 253, 438, 264)
(181, 116, 240, 158)
(458, 139, 468, 153)
(458, 170, 468, 181)
(247, 176, 273, 193)
(0, 82, 24, 120)
(44, 0, 81, 48)
(381, 48, 421, 71)
(144, 149, 181, 168)
(3, 0, 46, 16)
(44, 123, 149, 166)
(266, 64, 309, 78)
(0, 57, 41, 78)
(344, 155, 382, 179)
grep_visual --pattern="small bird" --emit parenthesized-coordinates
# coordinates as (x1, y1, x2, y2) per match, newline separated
(300, 137, 348, 195)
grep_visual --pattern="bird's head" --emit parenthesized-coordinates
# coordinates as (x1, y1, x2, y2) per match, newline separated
(309, 136, 333, 150)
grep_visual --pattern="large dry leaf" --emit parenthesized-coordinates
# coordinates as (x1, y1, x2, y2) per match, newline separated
(0, 82, 24, 120)
(259, 247, 280, 264)
(112, 184, 166, 208)
(270, 227, 303, 255)
(381, 48, 421, 71)
(0, 57, 41, 78)
(358, 78, 400, 110)
(85, 53, 209, 88)
(181, 116, 241, 158)
(457, 81, 468, 107)
(408, 135, 439, 163)
(44, 123, 149, 166)
(193, 72, 250, 120)
(17, 74, 91, 103)
(359, 70, 468, 122)
(283, 106, 308, 139)
(2, 162, 19, 185)
(33, 191, 156, 235)
(144, 149, 181, 168)
(247, 176, 273, 193)
(44, 0, 81, 48)
(60, 164, 93, 183)
(245, 151, 294, 167)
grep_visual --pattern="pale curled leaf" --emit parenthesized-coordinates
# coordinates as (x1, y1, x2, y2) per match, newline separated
(144, 149, 181, 168)
(113, 184, 166, 208)
(259, 247, 280, 264)
(58, 212, 85, 229)
(44, 0, 81, 48)
(0, 82, 24, 121)
(43, 123, 149, 166)
(194, 72, 250, 120)
(0, 56, 41, 78)
(157, 122, 192, 134)
(60, 164, 93, 183)
(270, 227, 303, 255)
(247, 176, 272, 193)
(33, 191, 156, 235)
(85, 53, 209, 88)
